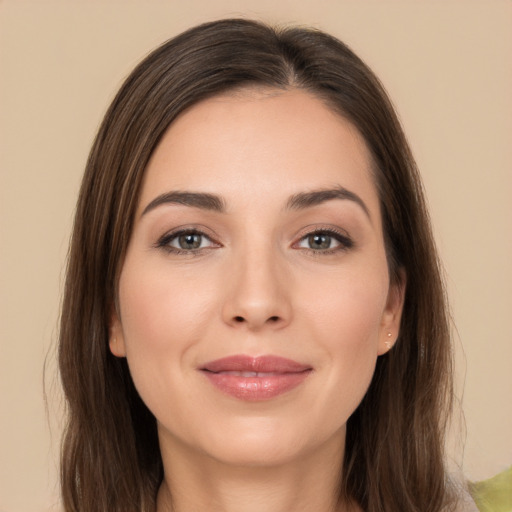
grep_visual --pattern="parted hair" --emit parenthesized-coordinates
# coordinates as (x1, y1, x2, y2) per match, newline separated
(59, 18, 455, 511)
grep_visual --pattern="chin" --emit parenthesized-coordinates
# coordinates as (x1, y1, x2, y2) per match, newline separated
(206, 436, 309, 468)
(192, 414, 345, 469)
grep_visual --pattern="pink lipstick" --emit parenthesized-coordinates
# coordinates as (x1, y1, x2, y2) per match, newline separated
(200, 355, 312, 401)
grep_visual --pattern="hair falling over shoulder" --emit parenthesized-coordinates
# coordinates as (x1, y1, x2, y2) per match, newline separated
(59, 18, 458, 512)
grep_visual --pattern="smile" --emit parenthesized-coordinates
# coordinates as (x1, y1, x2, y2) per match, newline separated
(200, 355, 313, 401)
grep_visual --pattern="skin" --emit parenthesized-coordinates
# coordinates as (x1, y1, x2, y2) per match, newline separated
(110, 88, 405, 512)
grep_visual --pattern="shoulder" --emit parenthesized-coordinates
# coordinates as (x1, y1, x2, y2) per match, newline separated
(468, 466, 512, 512)
(444, 475, 481, 512)
(453, 493, 480, 512)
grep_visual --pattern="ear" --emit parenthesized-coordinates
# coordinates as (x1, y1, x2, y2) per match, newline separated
(109, 308, 126, 358)
(378, 270, 406, 356)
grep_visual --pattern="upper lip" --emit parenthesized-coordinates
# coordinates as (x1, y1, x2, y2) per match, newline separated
(200, 355, 312, 374)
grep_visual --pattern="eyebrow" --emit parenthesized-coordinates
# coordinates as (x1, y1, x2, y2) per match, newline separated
(141, 191, 226, 217)
(141, 186, 370, 219)
(286, 186, 371, 219)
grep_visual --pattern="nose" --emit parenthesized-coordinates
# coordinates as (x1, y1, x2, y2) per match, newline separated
(221, 248, 292, 331)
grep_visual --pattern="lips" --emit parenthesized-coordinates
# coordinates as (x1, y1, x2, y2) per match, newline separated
(200, 355, 312, 401)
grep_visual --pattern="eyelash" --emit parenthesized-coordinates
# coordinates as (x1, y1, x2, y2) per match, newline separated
(155, 227, 354, 256)
(155, 228, 220, 256)
(294, 228, 354, 255)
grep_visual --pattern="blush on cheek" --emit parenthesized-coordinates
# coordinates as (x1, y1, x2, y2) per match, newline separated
(120, 269, 175, 342)
(312, 285, 386, 344)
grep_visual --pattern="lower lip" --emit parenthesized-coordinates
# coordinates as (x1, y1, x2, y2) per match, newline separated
(202, 371, 312, 401)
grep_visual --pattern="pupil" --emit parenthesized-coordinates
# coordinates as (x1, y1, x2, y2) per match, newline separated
(179, 233, 201, 249)
(309, 234, 330, 250)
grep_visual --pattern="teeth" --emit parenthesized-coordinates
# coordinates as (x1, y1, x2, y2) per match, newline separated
(218, 371, 277, 377)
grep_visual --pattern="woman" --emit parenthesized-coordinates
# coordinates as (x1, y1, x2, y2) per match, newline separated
(59, 18, 470, 511)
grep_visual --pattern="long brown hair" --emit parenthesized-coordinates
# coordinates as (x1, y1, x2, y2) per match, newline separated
(59, 18, 455, 511)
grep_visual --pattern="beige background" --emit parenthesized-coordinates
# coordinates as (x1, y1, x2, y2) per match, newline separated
(0, 1, 510, 510)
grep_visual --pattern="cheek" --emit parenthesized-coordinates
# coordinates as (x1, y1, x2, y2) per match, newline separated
(116, 257, 217, 409)
(299, 267, 388, 412)
(304, 266, 388, 345)
(119, 257, 214, 352)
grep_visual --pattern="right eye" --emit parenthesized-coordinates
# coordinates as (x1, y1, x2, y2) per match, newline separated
(157, 229, 219, 254)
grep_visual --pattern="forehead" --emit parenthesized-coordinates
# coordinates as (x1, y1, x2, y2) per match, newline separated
(139, 88, 379, 215)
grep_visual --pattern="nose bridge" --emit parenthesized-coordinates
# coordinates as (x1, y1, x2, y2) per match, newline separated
(222, 235, 291, 329)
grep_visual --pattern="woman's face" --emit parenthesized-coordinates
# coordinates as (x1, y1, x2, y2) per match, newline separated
(111, 89, 404, 467)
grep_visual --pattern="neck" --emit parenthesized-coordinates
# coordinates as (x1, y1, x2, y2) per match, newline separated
(156, 429, 354, 512)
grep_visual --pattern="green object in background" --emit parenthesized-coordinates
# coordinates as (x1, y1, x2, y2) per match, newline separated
(470, 466, 512, 512)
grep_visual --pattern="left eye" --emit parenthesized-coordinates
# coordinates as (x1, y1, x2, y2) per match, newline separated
(296, 231, 352, 251)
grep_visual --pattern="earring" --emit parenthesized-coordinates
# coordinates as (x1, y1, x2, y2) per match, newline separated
(385, 332, 393, 350)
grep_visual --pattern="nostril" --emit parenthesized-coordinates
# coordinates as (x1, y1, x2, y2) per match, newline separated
(230, 315, 282, 326)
